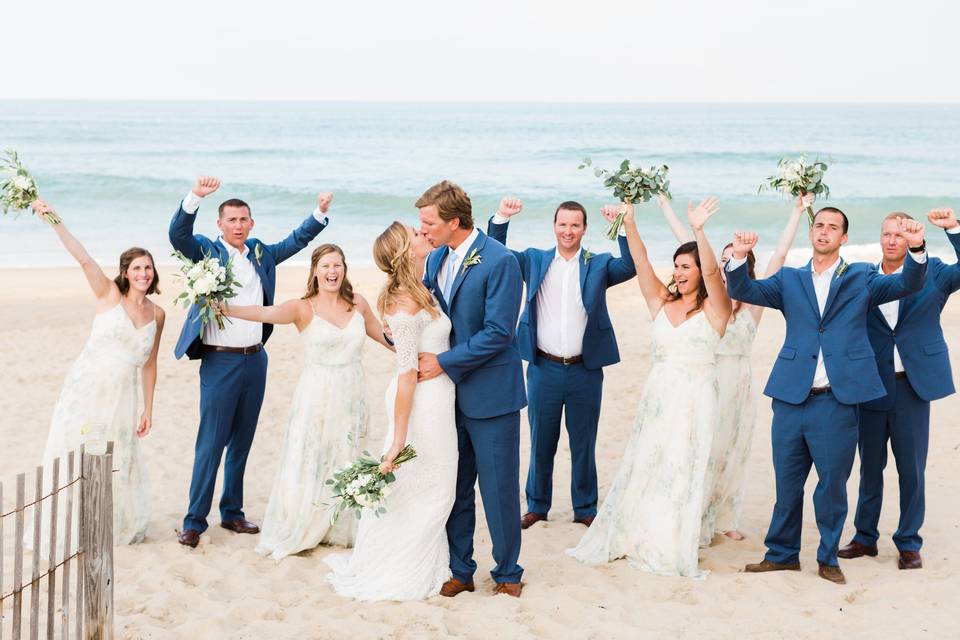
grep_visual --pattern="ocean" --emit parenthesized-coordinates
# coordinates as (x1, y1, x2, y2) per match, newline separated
(1, 101, 958, 270)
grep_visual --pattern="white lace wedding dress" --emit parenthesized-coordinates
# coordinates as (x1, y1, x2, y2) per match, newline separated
(326, 308, 459, 601)
(567, 310, 720, 578)
(256, 311, 368, 560)
(30, 303, 154, 552)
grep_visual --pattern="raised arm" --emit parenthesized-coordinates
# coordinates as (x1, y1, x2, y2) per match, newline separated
(32, 199, 115, 301)
(927, 207, 960, 294)
(687, 197, 732, 335)
(619, 202, 670, 319)
(597, 207, 637, 286)
(264, 192, 331, 265)
(379, 300, 425, 473)
(726, 232, 784, 309)
(657, 194, 693, 243)
(764, 194, 812, 278)
(868, 218, 927, 305)
(138, 306, 166, 438)
(169, 176, 220, 261)
(485, 197, 530, 277)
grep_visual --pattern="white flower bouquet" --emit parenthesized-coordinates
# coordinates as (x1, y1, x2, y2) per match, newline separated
(760, 154, 830, 225)
(325, 444, 417, 523)
(579, 158, 672, 239)
(1, 149, 57, 223)
(171, 250, 242, 331)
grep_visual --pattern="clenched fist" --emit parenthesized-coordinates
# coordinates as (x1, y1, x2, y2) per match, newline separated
(731, 231, 758, 258)
(927, 207, 958, 230)
(497, 197, 523, 218)
(317, 192, 333, 214)
(192, 176, 221, 198)
(898, 217, 925, 248)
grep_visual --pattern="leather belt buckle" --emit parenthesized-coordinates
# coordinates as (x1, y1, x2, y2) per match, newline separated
(809, 386, 831, 396)
(895, 371, 907, 380)
(536, 349, 583, 365)
(205, 343, 263, 355)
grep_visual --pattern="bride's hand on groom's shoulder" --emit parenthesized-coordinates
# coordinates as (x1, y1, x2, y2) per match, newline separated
(192, 176, 221, 198)
(317, 192, 333, 214)
(417, 353, 442, 381)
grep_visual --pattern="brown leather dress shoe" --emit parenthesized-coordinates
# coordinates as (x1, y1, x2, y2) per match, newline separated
(818, 563, 846, 584)
(439, 578, 475, 598)
(520, 512, 547, 530)
(494, 582, 522, 597)
(573, 515, 595, 527)
(220, 518, 260, 534)
(898, 550, 922, 570)
(837, 540, 878, 559)
(744, 559, 801, 573)
(178, 529, 201, 548)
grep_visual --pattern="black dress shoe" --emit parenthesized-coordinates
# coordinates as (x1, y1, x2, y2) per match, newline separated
(220, 518, 260, 534)
(898, 550, 922, 570)
(573, 515, 595, 527)
(178, 529, 201, 548)
(837, 540, 878, 559)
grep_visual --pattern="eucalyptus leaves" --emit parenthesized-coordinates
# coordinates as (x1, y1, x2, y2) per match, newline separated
(325, 445, 418, 523)
(759, 155, 830, 225)
(172, 249, 242, 332)
(2, 149, 57, 223)
(580, 158, 672, 239)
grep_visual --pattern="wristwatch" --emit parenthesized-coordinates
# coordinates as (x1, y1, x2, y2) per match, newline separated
(909, 241, 926, 253)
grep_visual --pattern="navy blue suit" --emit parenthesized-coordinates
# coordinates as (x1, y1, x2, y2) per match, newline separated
(425, 230, 526, 584)
(727, 254, 926, 566)
(170, 204, 326, 533)
(853, 230, 960, 552)
(487, 218, 636, 519)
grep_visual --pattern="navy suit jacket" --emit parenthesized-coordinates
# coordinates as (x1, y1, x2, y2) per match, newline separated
(425, 230, 527, 419)
(169, 205, 326, 360)
(486, 218, 636, 370)
(862, 230, 960, 410)
(727, 255, 926, 405)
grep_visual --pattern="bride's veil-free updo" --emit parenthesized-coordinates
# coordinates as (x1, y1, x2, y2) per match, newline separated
(373, 221, 438, 319)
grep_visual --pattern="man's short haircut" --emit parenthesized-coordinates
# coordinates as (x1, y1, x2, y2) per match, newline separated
(814, 206, 848, 234)
(219, 198, 252, 219)
(554, 201, 587, 226)
(415, 180, 474, 230)
(884, 211, 915, 222)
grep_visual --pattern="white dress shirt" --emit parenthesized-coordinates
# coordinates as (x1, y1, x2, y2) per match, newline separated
(181, 190, 329, 347)
(535, 248, 589, 358)
(877, 263, 905, 373)
(438, 227, 480, 301)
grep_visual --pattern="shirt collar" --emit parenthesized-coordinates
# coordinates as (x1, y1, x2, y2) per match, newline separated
(219, 237, 249, 258)
(553, 247, 582, 264)
(449, 227, 480, 260)
(812, 256, 841, 278)
(878, 261, 904, 275)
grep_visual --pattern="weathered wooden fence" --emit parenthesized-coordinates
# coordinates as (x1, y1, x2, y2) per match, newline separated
(0, 444, 114, 640)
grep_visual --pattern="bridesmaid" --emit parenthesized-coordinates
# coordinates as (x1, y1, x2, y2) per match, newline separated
(219, 244, 391, 560)
(30, 198, 165, 547)
(656, 193, 809, 543)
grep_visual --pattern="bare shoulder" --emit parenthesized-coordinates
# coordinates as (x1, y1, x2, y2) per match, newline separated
(353, 293, 371, 312)
(385, 294, 423, 317)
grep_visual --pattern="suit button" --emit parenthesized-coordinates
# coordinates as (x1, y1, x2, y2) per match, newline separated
(891, 331, 895, 336)
(818, 327, 825, 333)
(812, 355, 817, 359)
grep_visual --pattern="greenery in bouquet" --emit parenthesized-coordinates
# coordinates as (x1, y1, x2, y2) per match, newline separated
(759, 154, 830, 225)
(325, 445, 418, 523)
(1, 149, 58, 223)
(579, 158, 672, 239)
(171, 249, 242, 332)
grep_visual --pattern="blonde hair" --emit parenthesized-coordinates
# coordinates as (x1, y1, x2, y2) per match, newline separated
(415, 180, 474, 230)
(373, 221, 438, 318)
(302, 244, 355, 307)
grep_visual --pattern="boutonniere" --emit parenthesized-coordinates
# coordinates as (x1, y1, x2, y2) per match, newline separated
(254, 243, 263, 266)
(461, 248, 482, 273)
(835, 261, 848, 279)
(583, 247, 592, 264)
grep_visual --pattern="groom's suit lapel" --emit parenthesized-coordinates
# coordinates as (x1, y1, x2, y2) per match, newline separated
(447, 232, 487, 308)
(578, 250, 590, 308)
(800, 261, 821, 318)
(427, 247, 450, 315)
(529, 249, 555, 301)
(822, 258, 847, 322)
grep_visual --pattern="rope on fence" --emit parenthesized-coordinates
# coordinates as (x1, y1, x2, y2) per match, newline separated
(0, 469, 119, 519)
(0, 550, 82, 603)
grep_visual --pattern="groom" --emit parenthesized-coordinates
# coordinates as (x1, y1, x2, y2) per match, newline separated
(170, 176, 331, 548)
(416, 180, 527, 597)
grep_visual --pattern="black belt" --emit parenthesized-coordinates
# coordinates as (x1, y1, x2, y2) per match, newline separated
(536, 349, 583, 365)
(204, 343, 262, 355)
(809, 386, 831, 396)
(895, 371, 907, 380)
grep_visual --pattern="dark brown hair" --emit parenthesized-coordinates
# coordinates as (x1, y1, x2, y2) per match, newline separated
(666, 241, 707, 317)
(814, 206, 848, 233)
(722, 242, 755, 315)
(302, 244, 355, 307)
(114, 247, 160, 295)
(218, 198, 252, 219)
(554, 201, 587, 226)
(415, 180, 474, 230)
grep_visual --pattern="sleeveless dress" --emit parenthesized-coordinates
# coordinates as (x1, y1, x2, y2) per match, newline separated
(255, 311, 368, 560)
(700, 310, 757, 544)
(31, 303, 155, 551)
(567, 311, 720, 578)
(326, 308, 459, 601)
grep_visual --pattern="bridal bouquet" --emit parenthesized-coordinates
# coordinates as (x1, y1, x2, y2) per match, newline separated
(579, 158, 672, 239)
(1, 149, 58, 223)
(171, 250, 242, 331)
(326, 445, 418, 523)
(759, 155, 830, 225)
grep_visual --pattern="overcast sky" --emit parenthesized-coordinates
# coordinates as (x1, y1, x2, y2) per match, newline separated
(2, 0, 957, 102)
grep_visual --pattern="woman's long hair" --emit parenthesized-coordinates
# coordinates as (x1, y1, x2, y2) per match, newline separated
(665, 241, 708, 317)
(114, 247, 160, 295)
(722, 242, 756, 316)
(302, 244, 356, 307)
(373, 222, 438, 318)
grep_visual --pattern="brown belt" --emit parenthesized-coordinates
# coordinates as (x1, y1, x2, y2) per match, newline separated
(536, 349, 583, 365)
(809, 386, 831, 396)
(204, 343, 263, 355)
(895, 371, 907, 380)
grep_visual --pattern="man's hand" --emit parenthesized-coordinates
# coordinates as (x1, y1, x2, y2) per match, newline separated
(497, 197, 523, 218)
(192, 176, 221, 198)
(899, 218, 926, 248)
(317, 192, 333, 214)
(927, 207, 958, 230)
(687, 196, 720, 231)
(794, 193, 815, 211)
(731, 231, 759, 259)
(417, 352, 443, 381)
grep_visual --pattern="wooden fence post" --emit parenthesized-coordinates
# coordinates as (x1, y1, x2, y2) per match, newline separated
(80, 447, 113, 640)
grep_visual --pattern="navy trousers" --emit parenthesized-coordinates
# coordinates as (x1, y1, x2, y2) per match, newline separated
(446, 408, 523, 584)
(853, 377, 929, 552)
(765, 392, 859, 567)
(525, 360, 603, 519)
(183, 349, 268, 533)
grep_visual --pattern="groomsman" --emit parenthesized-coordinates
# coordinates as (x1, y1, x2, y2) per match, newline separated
(726, 208, 927, 584)
(487, 199, 636, 528)
(839, 208, 960, 570)
(170, 176, 331, 548)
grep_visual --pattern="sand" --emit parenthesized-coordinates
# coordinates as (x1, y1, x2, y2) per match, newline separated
(1, 264, 958, 639)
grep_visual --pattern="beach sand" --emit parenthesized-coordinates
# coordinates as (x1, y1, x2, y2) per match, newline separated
(1, 265, 958, 639)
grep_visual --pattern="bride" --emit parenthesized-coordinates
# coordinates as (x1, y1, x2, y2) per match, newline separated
(325, 221, 459, 601)
(567, 197, 731, 578)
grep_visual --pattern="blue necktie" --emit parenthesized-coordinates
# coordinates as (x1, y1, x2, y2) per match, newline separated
(442, 252, 457, 302)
